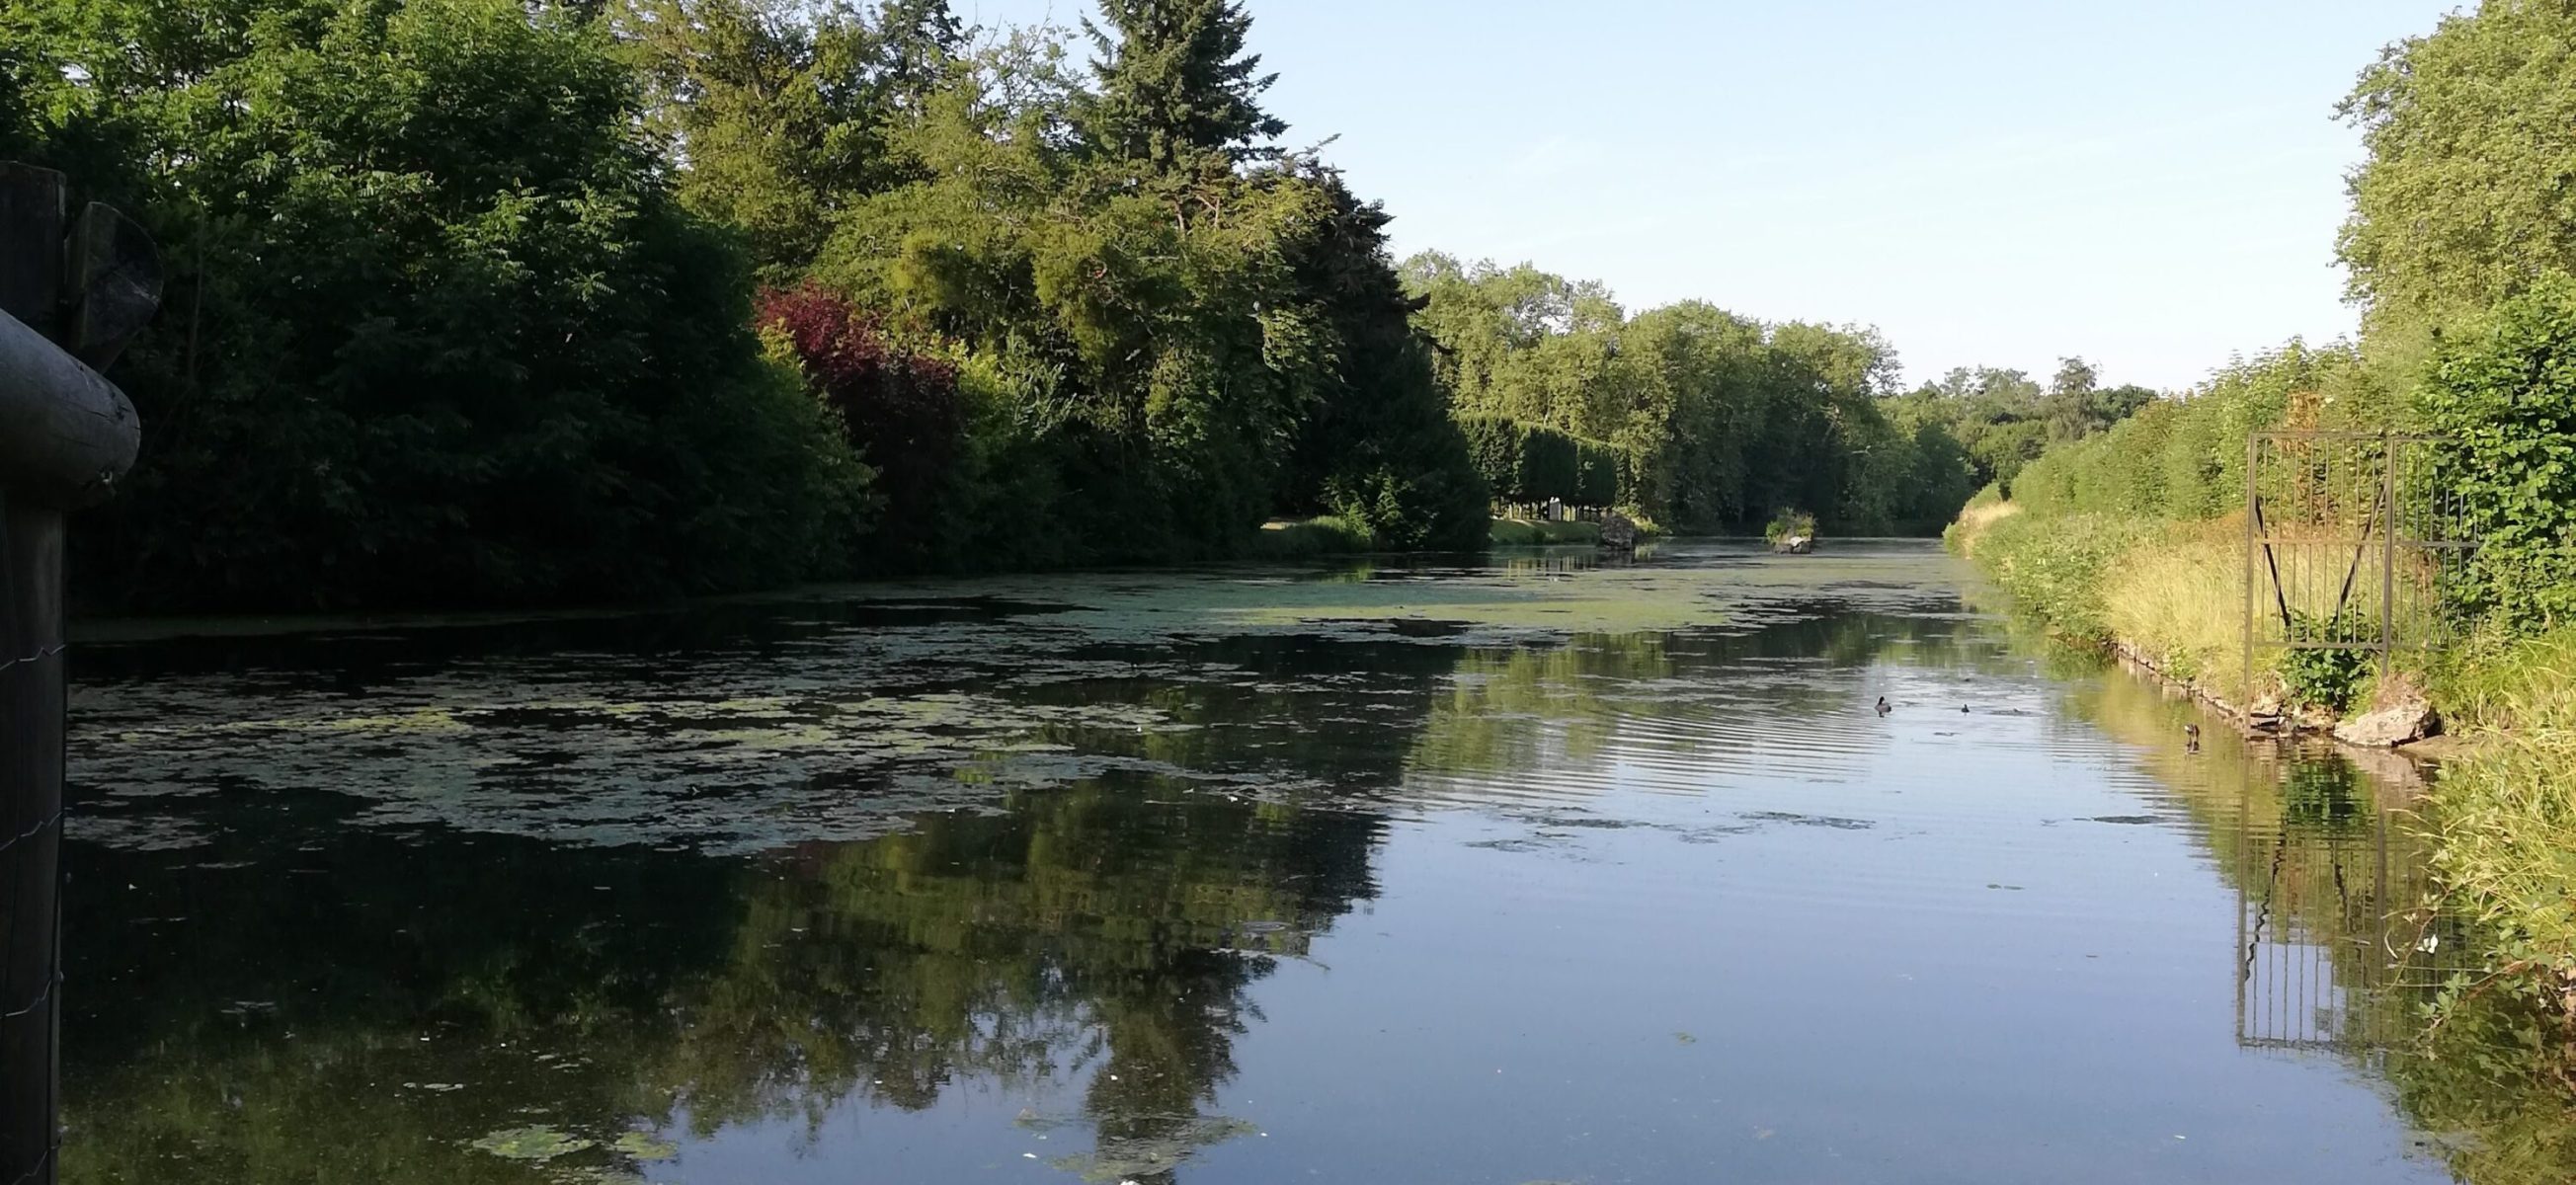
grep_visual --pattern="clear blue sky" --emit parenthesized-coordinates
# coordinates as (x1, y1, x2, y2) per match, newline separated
(959, 0, 2460, 391)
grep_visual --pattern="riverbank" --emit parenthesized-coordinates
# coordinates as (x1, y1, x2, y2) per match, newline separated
(1948, 500, 2576, 1015)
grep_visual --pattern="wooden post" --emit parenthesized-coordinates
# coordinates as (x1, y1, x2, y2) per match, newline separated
(0, 160, 152, 1185)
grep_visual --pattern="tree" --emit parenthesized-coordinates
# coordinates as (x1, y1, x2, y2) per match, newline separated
(11, 0, 868, 609)
(619, 0, 966, 276)
(760, 283, 962, 567)
(0, 46, 28, 158)
(1079, 0, 1285, 169)
(2041, 356, 2155, 441)
(1278, 166, 1488, 549)
(2340, 0, 2576, 366)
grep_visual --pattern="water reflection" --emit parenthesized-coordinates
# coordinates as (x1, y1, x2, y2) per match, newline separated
(66, 781, 1378, 1184)
(56, 543, 2576, 1183)
(2061, 661, 2576, 1184)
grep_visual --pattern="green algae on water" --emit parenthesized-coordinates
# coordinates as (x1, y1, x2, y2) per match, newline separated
(469, 1125, 594, 1161)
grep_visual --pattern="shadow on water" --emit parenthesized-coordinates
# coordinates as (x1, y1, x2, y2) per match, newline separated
(53, 541, 2576, 1184)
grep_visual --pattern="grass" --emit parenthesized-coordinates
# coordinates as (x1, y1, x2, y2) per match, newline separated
(1942, 499, 2020, 550)
(1248, 515, 1375, 559)
(1948, 507, 2152, 644)
(1956, 497, 2576, 1013)
(2419, 626, 2576, 1011)
(1489, 517, 1601, 547)
(2097, 517, 2251, 689)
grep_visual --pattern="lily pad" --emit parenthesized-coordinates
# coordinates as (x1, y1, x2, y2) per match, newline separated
(610, 1131, 680, 1161)
(470, 1125, 595, 1161)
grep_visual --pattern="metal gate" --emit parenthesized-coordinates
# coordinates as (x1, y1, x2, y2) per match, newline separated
(2241, 432, 2477, 704)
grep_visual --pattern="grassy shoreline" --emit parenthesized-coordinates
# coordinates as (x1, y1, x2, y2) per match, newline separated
(1949, 500, 2576, 1014)
(1249, 514, 1624, 558)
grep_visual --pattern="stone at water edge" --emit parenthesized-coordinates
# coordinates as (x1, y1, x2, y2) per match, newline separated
(2335, 697, 2441, 748)
(1600, 511, 1639, 552)
(1774, 535, 1814, 554)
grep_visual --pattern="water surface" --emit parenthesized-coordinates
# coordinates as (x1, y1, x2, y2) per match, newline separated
(60, 541, 2562, 1183)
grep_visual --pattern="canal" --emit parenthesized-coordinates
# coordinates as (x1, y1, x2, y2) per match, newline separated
(56, 541, 2563, 1183)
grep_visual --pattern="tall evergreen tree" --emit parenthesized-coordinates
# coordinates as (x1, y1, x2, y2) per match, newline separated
(1080, 0, 1286, 169)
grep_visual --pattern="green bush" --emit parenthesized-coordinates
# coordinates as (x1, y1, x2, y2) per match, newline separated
(40, 0, 871, 609)
(1967, 512, 2154, 641)
(1763, 509, 1817, 545)
(1519, 428, 1579, 503)
(2423, 276, 2576, 628)
(1456, 415, 1618, 507)
(1251, 515, 1373, 559)
(2278, 612, 2376, 712)
(2007, 341, 2377, 525)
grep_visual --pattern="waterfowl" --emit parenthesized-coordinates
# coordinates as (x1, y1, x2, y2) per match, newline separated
(2184, 723, 2202, 741)
(1875, 696, 1892, 716)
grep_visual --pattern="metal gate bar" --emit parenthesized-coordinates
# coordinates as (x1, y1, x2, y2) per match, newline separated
(2241, 432, 2477, 707)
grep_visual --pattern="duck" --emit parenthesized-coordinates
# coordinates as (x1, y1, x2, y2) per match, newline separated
(1875, 696, 1892, 716)
(2184, 723, 2202, 741)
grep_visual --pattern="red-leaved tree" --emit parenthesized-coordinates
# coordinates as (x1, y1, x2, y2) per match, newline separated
(758, 284, 964, 565)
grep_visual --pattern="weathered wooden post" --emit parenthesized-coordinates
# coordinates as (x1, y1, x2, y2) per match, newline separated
(0, 161, 154, 1185)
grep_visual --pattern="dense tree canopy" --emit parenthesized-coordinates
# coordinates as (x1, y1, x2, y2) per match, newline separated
(1402, 254, 1984, 533)
(618, 0, 964, 276)
(0, 0, 2164, 608)
(2341, 0, 2576, 364)
(5, 0, 867, 609)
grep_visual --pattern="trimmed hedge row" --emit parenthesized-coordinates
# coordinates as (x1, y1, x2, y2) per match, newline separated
(1459, 414, 1623, 506)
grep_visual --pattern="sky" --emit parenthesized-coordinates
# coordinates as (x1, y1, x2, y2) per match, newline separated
(956, 0, 2463, 392)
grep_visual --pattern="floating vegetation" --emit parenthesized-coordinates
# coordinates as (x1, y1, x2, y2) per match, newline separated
(1046, 1115, 1261, 1183)
(609, 1131, 679, 1161)
(69, 543, 1970, 857)
(469, 1125, 594, 1161)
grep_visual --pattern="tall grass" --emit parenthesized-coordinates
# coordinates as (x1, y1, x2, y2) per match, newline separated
(2420, 627, 2576, 1007)
(2098, 517, 2248, 688)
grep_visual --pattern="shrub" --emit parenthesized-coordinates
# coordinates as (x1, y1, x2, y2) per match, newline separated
(1251, 515, 1373, 559)
(1763, 509, 1817, 545)
(2277, 611, 2376, 712)
(1455, 415, 1617, 507)
(758, 284, 963, 569)
(1967, 512, 2153, 642)
(1519, 427, 1579, 504)
(2422, 276, 2576, 628)
(53, 0, 871, 608)
(1457, 415, 1527, 501)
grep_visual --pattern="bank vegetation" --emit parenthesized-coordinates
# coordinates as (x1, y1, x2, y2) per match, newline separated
(1949, 0, 2576, 1017)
